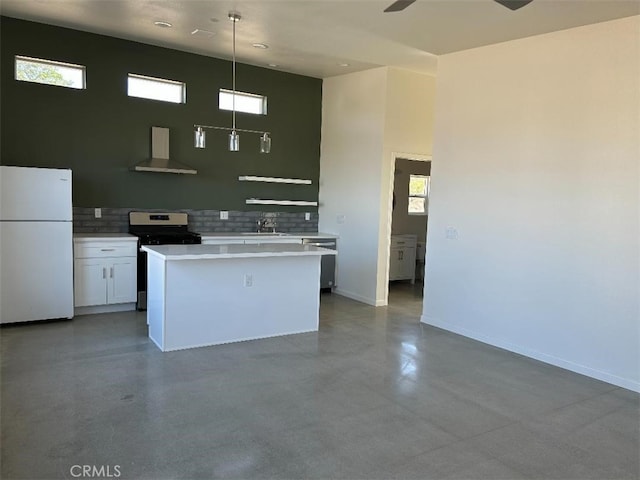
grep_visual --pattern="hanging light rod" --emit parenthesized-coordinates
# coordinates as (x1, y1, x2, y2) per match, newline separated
(194, 124, 270, 136)
(194, 125, 271, 153)
(192, 11, 272, 154)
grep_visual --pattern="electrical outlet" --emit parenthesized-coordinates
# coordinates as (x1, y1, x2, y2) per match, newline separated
(305, 212, 311, 221)
(244, 274, 253, 287)
(220, 211, 229, 220)
(445, 227, 458, 240)
(337, 214, 345, 224)
(94, 208, 102, 219)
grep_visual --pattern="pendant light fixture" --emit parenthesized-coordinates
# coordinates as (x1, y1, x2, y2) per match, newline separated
(228, 11, 240, 152)
(194, 11, 271, 154)
(260, 132, 271, 153)
(194, 126, 205, 148)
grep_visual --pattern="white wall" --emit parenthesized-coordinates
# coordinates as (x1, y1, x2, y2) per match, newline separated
(423, 16, 640, 391)
(319, 67, 436, 305)
(319, 68, 388, 305)
(377, 69, 436, 303)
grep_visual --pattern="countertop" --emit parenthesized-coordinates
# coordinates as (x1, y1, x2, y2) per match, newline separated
(198, 232, 338, 239)
(73, 232, 338, 242)
(141, 243, 337, 261)
(73, 233, 137, 242)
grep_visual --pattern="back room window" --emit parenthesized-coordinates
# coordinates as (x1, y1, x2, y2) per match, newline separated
(219, 89, 267, 115)
(408, 174, 430, 215)
(127, 73, 186, 104)
(15, 55, 86, 89)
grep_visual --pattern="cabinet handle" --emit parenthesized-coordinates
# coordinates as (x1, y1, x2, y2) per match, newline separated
(100, 248, 116, 252)
(110, 267, 114, 278)
(399, 250, 404, 260)
(102, 267, 106, 279)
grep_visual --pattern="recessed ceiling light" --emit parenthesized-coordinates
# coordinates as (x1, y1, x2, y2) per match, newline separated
(268, 63, 278, 68)
(338, 62, 350, 67)
(210, 17, 219, 23)
(252, 43, 269, 49)
(154, 21, 173, 28)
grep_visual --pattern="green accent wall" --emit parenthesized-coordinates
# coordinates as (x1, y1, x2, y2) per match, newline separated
(0, 16, 322, 211)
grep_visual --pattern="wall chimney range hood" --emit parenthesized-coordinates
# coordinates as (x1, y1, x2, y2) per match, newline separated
(133, 126, 197, 174)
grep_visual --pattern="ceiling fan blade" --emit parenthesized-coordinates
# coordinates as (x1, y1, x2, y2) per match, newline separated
(494, 0, 534, 10)
(384, 0, 417, 13)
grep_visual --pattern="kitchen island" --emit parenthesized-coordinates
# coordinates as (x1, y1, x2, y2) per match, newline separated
(141, 243, 336, 352)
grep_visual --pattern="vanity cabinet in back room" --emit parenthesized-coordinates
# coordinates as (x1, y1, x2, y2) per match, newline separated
(389, 234, 417, 283)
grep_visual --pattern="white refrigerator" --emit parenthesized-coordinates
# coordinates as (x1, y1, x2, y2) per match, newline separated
(0, 166, 74, 323)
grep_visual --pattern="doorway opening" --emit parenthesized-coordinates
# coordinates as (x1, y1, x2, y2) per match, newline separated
(387, 154, 431, 307)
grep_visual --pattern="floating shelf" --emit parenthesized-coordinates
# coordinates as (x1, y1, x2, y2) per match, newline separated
(246, 198, 318, 207)
(238, 175, 312, 185)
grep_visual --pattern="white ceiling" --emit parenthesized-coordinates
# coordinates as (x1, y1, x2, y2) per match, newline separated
(1, 0, 638, 78)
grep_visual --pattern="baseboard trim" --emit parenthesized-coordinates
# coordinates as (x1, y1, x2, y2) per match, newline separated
(334, 288, 378, 306)
(420, 314, 640, 393)
(75, 303, 137, 316)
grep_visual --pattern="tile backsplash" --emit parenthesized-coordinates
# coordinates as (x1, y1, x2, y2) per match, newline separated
(72, 207, 319, 234)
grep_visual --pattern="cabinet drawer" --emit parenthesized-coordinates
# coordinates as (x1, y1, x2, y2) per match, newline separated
(391, 235, 417, 248)
(74, 243, 137, 259)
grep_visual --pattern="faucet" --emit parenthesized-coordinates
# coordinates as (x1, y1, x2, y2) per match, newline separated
(257, 217, 277, 233)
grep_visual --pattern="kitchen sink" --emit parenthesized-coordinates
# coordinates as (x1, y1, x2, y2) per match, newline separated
(240, 232, 289, 236)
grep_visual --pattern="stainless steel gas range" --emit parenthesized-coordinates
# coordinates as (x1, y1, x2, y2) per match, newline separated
(128, 212, 201, 310)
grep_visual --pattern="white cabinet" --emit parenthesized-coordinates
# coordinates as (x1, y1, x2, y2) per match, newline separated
(73, 236, 137, 311)
(74, 258, 136, 306)
(389, 234, 417, 283)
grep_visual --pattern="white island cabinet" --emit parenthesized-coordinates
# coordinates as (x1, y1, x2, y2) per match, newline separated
(142, 243, 336, 352)
(73, 234, 138, 315)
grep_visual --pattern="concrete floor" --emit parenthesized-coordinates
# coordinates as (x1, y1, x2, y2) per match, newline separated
(1, 282, 638, 480)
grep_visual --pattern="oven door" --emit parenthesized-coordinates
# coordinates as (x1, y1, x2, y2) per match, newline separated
(302, 239, 336, 290)
(136, 245, 148, 310)
(136, 236, 201, 310)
